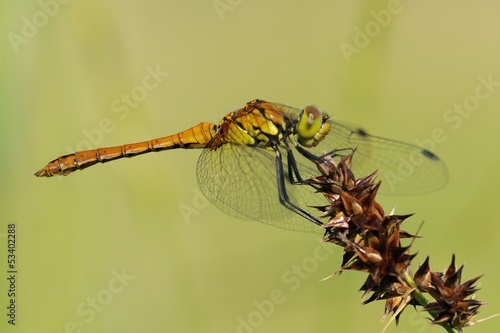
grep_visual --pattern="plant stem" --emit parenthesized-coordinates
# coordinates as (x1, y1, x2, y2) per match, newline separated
(402, 271, 456, 333)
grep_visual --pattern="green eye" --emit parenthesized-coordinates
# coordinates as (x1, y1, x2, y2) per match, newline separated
(297, 105, 322, 139)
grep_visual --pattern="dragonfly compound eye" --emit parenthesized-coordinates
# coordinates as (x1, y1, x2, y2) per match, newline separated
(297, 105, 325, 147)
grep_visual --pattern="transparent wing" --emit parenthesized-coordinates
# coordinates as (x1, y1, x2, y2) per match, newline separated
(196, 117, 448, 233)
(301, 120, 449, 195)
(196, 144, 326, 234)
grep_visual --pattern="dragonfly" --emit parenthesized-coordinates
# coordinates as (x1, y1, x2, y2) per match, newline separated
(35, 99, 448, 233)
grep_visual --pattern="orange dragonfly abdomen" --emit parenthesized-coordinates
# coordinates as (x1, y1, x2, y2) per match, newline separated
(35, 122, 218, 177)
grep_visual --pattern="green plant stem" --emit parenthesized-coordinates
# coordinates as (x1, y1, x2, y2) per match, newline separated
(402, 271, 456, 333)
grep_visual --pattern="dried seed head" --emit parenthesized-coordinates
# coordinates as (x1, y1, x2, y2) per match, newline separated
(305, 151, 489, 331)
(414, 255, 486, 329)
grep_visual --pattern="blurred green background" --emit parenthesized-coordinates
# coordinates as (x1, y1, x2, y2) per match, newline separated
(1, 1, 499, 332)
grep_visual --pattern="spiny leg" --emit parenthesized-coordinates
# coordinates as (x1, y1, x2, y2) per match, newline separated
(286, 147, 304, 184)
(295, 145, 355, 162)
(286, 145, 351, 184)
(273, 146, 323, 227)
(292, 145, 356, 188)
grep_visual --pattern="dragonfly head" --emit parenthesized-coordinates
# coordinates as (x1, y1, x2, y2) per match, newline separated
(297, 105, 331, 147)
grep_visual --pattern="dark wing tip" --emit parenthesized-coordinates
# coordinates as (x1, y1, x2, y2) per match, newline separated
(354, 128, 368, 137)
(421, 149, 440, 161)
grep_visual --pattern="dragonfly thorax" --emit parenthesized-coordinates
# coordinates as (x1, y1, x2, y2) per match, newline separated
(208, 103, 291, 150)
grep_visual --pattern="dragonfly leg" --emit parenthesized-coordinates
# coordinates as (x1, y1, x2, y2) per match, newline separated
(291, 145, 357, 189)
(274, 147, 323, 227)
(286, 148, 304, 184)
(287, 145, 352, 185)
(295, 145, 354, 161)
